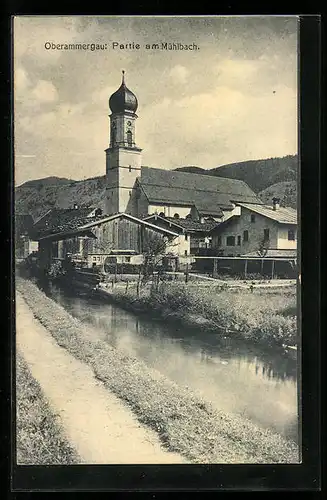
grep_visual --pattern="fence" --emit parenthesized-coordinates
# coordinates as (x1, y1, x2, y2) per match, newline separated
(191, 256, 298, 279)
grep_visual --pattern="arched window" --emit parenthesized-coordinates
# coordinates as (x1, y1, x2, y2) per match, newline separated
(174, 213, 180, 219)
(126, 130, 133, 146)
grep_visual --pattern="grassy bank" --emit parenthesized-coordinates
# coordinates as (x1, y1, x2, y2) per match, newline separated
(99, 281, 298, 348)
(16, 351, 79, 465)
(16, 277, 299, 464)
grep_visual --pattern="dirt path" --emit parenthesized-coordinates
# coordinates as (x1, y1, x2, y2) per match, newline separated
(16, 292, 186, 464)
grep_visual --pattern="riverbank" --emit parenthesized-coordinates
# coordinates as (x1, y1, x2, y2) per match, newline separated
(16, 294, 185, 464)
(16, 351, 79, 465)
(16, 277, 299, 464)
(96, 281, 298, 349)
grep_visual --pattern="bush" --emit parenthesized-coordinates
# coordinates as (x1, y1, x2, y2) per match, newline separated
(129, 282, 297, 348)
(47, 260, 65, 279)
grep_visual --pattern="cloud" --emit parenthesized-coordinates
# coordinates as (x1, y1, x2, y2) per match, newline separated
(15, 66, 30, 91)
(169, 65, 189, 85)
(15, 154, 36, 158)
(13, 16, 298, 184)
(31, 80, 59, 102)
(215, 59, 258, 86)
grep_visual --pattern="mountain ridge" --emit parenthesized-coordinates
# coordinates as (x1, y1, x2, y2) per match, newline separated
(15, 155, 298, 220)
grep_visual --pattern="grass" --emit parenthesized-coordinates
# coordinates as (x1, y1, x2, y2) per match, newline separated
(16, 351, 80, 465)
(16, 277, 300, 464)
(102, 281, 298, 348)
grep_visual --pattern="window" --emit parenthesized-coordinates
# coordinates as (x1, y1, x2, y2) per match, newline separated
(243, 230, 249, 242)
(126, 130, 132, 146)
(264, 228, 270, 241)
(125, 256, 131, 263)
(129, 165, 132, 172)
(226, 236, 235, 246)
(217, 235, 222, 246)
(93, 256, 97, 261)
(185, 233, 188, 241)
(97, 257, 101, 262)
(251, 214, 256, 223)
(174, 213, 180, 219)
(237, 235, 241, 246)
(184, 250, 188, 256)
(288, 229, 295, 241)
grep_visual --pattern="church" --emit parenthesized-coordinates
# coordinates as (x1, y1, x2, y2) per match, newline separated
(31, 72, 286, 271)
(104, 71, 261, 222)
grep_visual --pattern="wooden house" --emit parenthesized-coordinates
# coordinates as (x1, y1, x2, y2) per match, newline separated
(31, 210, 187, 272)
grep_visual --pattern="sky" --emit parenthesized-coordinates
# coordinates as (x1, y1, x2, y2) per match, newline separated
(14, 16, 298, 186)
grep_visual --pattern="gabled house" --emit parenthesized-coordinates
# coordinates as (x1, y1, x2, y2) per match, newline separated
(33, 212, 189, 271)
(210, 198, 298, 258)
(143, 213, 218, 255)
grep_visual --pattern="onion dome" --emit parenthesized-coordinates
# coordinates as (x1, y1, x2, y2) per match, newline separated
(109, 70, 138, 114)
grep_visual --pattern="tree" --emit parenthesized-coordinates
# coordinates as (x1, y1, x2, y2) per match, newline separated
(136, 234, 178, 295)
(141, 234, 168, 284)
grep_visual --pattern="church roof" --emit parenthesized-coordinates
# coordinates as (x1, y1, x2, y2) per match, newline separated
(139, 167, 261, 213)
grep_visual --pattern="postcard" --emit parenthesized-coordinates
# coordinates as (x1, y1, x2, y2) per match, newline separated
(13, 15, 301, 475)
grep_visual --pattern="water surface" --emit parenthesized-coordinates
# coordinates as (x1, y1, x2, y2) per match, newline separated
(43, 282, 299, 442)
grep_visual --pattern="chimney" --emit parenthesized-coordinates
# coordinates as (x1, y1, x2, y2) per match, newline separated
(272, 197, 280, 211)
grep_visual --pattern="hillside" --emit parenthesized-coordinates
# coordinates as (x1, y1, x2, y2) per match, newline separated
(258, 181, 297, 209)
(15, 175, 107, 220)
(15, 155, 298, 220)
(175, 155, 298, 193)
(18, 176, 75, 189)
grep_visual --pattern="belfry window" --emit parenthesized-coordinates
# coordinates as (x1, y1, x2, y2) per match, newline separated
(127, 130, 132, 146)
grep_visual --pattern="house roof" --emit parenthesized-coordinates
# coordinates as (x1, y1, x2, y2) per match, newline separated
(36, 212, 180, 240)
(144, 214, 218, 233)
(193, 206, 224, 217)
(139, 167, 262, 213)
(31, 207, 97, 239)
(236, 202, 298, 224)
(209, 215, 239, 234)
(242, 249, 297, 259)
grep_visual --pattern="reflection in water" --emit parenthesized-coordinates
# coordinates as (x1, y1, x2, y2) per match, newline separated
(43, 282, 299, 443)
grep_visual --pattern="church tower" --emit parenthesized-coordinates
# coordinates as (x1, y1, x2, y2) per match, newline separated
(105, 71, 142, 215)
